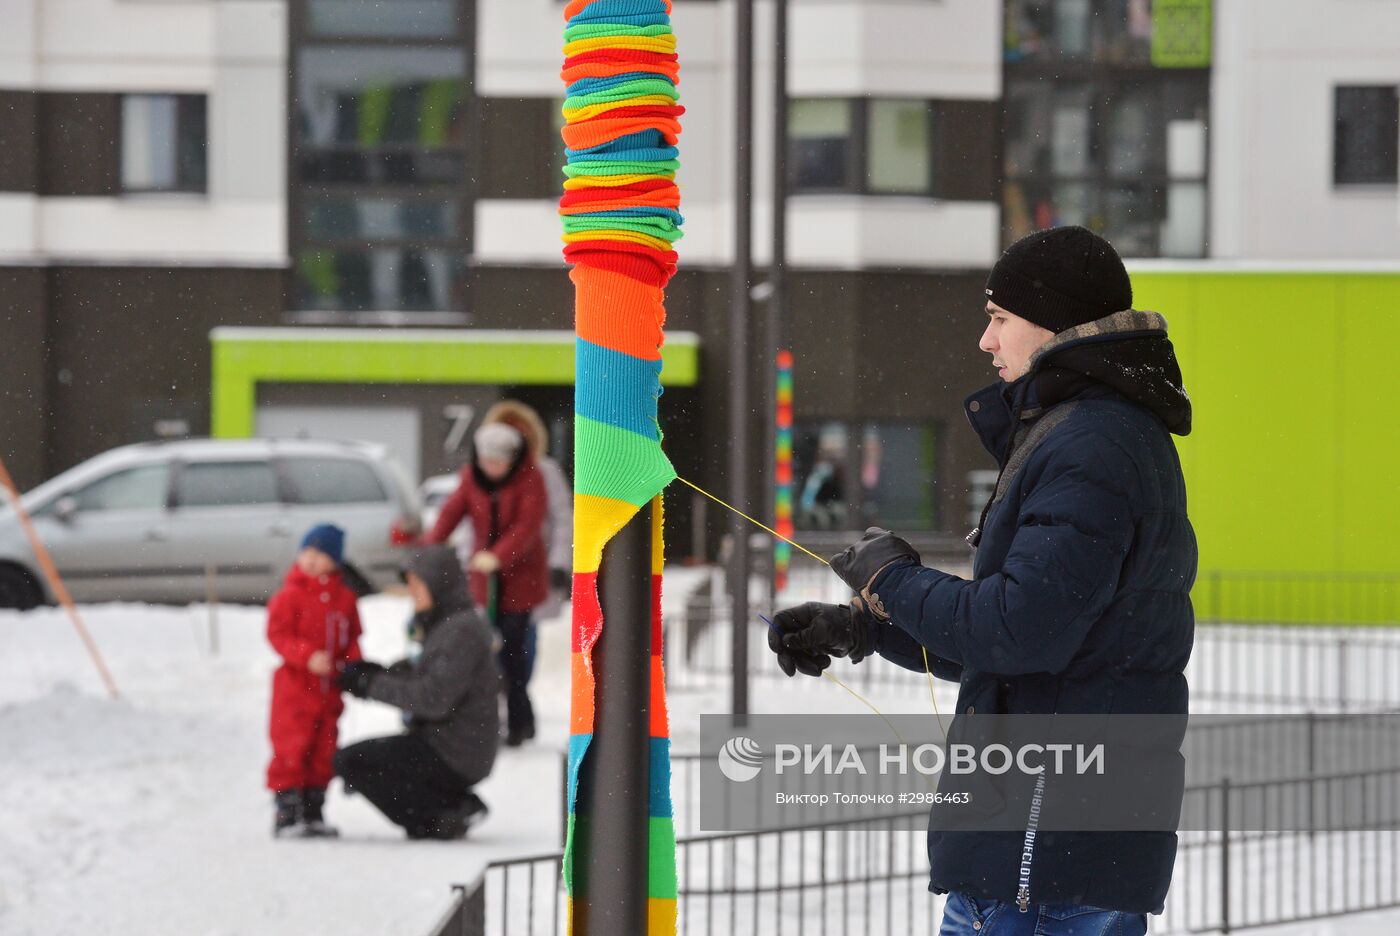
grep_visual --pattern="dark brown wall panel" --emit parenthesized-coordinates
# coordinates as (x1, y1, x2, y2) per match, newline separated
(0, 268, 50, 490)
(477, 97, 559, 199)
(467, 264, 573, 328)
(936, 100, 999, 202)
(44, 266, 285, 475)
(0, 91, 40, 193)
(38, 93, 120, 197)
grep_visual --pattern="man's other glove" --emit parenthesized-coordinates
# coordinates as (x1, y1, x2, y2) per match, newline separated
(767, 602, 872, 678)
(830, 527, 921, 621)
(339, 660, 386, 698)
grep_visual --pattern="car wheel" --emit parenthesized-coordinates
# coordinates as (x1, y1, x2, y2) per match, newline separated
(0, 564, 43, 611)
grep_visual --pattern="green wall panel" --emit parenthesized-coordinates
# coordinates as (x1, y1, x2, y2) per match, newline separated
(209, 329, 699, 439)
(1132, 269, 1400, 623)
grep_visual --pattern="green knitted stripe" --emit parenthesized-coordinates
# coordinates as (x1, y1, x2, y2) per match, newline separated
(563, 81, 681, 110)
(574, 416, 676, 507)
(566, 816, 678, 900)
(563, 217, 683, 241)
(563, 161, 680, 179)
(564, 812, 584, 896)
(647, 817, 678, 898)
(564, 23, 674, 42)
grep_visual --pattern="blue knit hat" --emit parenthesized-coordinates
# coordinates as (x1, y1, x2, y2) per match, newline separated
(300, 524, 345, 565)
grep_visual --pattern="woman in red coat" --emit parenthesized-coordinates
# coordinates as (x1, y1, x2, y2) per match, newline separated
(425, 423, 547, 745)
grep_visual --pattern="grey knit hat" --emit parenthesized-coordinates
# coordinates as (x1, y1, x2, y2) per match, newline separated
(474, 423, 523, 462)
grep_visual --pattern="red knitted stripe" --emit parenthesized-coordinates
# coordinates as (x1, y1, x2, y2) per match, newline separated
(563, 50, 679, 70)
(564, 243, 677, 287)
(558, 179, 677, 207)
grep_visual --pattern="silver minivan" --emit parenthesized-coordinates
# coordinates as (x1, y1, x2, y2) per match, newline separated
(0, 438, 422, 609)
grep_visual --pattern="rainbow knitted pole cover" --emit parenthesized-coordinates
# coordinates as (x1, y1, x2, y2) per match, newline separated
(774, 350, 794, 592)
(560, 0, 682, 932)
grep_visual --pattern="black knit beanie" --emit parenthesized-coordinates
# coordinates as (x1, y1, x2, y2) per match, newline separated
(984, 226, 1133, 333)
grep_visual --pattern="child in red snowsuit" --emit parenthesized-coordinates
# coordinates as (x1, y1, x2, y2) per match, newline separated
(266, 524, 362, 838)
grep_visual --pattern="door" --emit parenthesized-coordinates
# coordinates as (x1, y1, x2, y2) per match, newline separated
(256, 406, 423, 485)
(167, 459, 291, 603)
(29, 461, 179, 603)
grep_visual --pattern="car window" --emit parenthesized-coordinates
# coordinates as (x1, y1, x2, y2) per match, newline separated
(71, 464, 170, 512)
(283, 457, 388, 505)
(176, 461, 280, 507)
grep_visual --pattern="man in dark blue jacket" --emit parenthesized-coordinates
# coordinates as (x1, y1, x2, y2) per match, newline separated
(769, 226, 1195, 935)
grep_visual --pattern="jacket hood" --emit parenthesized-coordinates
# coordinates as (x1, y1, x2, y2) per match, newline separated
(1027, 309, 1192, 436)
(402, 546, 473, 622)
(483, 400, 549, 457)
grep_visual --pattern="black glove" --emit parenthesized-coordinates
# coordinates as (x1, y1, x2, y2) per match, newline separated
(767, 602, 872, 678)
(339, 660, 386, 698)
(830, 528, 921, 620)
(550, 567, 572, 597)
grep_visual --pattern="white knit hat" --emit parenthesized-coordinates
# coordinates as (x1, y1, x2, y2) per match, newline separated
(474, 422, 524, 462)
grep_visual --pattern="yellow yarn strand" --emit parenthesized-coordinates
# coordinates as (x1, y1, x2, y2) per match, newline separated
(675, 475, 830, 565)
(672, 474, 946, 737)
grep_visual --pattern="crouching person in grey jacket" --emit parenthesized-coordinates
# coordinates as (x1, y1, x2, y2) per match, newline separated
(334, 546, 501, 840)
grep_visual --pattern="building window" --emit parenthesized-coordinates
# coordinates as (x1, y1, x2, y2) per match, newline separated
(295, 247, 458, 313)
(789, 98, 936, 196)
(290, 0, 471, 318)
(306, 0, 461, 39)
(789, 99, 854, 192)
(867, 100, 932, 194)
(1005, 0, 1211, 68)
(792, 421, 941, 532)
(1002, 0, 1211, 258)
(120, 94, 207, 194)
(1334, 86, 1399, 187)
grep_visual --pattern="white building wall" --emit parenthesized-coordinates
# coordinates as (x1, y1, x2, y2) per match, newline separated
(477, 0, 1002, 271)
(1212, 0, 1400, 260)
(0, 0, 286, 265)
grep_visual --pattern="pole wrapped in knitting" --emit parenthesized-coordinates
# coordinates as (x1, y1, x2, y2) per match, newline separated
(774, 350, 794, 592)
(560, 1, 682, 932)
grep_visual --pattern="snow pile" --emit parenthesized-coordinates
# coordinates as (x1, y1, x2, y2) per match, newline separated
(0, 597, 566, 936)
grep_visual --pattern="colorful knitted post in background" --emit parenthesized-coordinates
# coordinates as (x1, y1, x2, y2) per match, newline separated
(774, 350, 794, 592)
(561, 1, 682, 932)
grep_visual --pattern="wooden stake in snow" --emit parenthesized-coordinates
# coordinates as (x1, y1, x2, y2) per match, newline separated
(0, 455, 121, 699)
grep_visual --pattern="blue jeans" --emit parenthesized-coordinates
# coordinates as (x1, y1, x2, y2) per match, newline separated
(939, 891, 1148, 936)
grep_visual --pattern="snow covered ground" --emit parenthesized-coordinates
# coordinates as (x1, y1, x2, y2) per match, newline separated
(0, 595, 565, 936)
(4, 573, 1400, 935)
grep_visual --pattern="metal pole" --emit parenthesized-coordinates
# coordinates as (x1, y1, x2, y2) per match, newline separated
(205, 563, 219, 656)
(729, 0, 754, 723)
(577, 502, 654, 934)
(1220, 777, 1232, 934)
(763, 0, 789, 616)
(560, 751, 569, 850)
